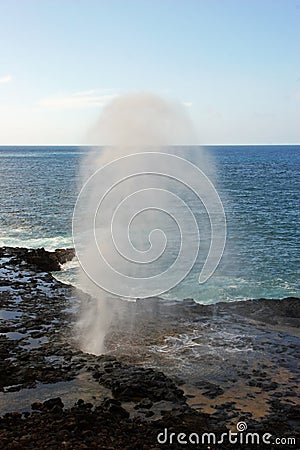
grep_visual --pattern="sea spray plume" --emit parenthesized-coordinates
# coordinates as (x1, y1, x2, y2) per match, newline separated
(73, 93, 226, 354)
(89, 92, 195, 150)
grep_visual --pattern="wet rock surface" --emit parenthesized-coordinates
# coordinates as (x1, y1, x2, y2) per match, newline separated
(0, 246, 75, 273)
(0, 247, 299, 448)
(92, 361, 185, 403)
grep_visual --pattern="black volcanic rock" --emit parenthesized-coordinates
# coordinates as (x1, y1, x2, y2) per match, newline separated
(24, 248, 61, 271)
(43, 397, 64, 411)
(93, 362, 186, 403)
(0, 246, 75, 272)
(220, 296, 300, 327)
(0, 246, 300, 448)
(54, 248, 75, 265)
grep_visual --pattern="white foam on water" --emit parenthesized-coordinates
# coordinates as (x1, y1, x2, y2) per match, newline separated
(0, 234, 73, 251)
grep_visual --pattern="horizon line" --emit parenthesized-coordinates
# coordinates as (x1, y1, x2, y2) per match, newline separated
(0, 143, 299, 147)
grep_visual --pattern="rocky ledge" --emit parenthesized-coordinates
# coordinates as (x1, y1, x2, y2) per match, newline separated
(0, 246, 75, 273)
(0, 247, 299, 449)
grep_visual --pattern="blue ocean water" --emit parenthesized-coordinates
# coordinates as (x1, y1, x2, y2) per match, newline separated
(0, 145, 299, 303)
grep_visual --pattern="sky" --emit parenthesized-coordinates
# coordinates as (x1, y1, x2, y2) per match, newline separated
(0, 0, 299, 145)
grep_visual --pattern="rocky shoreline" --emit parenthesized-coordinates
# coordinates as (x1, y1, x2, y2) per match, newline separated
(0, 247, 299, 449)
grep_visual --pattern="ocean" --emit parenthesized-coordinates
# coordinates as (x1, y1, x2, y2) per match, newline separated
(0, 145, 299, 304)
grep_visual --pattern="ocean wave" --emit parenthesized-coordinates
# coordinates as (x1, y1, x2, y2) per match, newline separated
(0, 235, 73, 251)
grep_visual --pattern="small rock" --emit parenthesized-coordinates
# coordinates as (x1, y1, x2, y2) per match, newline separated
(108, 404, 130, 419)
(134, 398, 153, 410)
(31, 402, 44, 411)
(43, 397, 64, 410)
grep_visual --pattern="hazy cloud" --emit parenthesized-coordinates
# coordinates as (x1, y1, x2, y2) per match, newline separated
(39, 89, 117, 110)
(0, 75, 13, 84)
